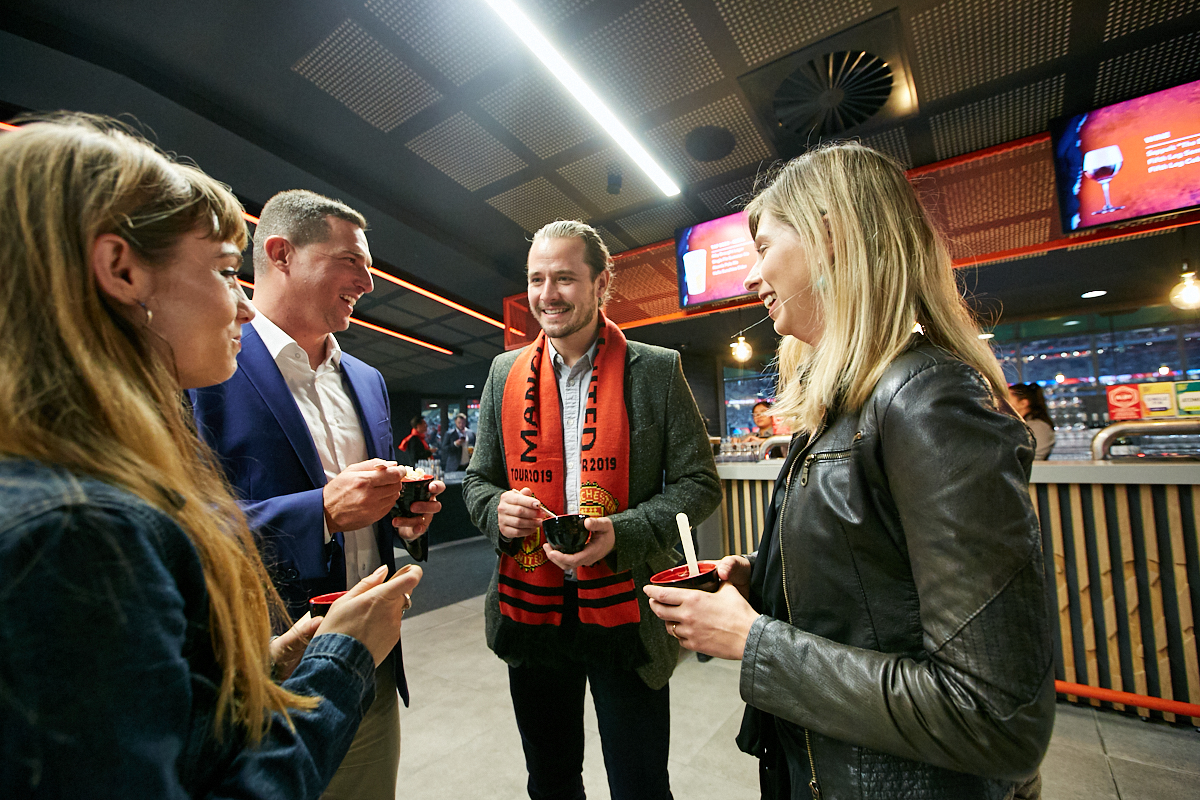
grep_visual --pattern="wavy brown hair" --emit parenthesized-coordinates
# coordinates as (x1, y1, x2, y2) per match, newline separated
(746, 143, 1008, 434)
(0, 114, 317, 741)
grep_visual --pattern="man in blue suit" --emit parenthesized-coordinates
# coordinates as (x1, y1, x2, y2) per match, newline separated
(192, 190, 442, 800)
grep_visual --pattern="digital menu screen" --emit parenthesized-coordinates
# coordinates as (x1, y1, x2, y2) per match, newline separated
(1051, 78, 1200, 232)
(675, 210, 756, 308)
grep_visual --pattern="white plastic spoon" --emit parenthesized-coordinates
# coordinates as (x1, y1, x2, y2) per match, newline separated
(675, 512, 699, 577)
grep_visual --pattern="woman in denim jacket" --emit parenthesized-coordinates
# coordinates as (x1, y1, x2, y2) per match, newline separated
(645, 144, 1054, 799)
(0, 115, 421, 798)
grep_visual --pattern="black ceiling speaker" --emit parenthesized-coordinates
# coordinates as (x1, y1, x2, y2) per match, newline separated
(773, 51, 892, 138)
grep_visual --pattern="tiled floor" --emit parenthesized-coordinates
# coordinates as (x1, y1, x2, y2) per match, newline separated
(395, 594, 1200, 800)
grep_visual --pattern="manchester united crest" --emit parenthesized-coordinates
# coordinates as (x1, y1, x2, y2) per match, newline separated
(514, 529, 548, 571)
(579, 482, 618, 517)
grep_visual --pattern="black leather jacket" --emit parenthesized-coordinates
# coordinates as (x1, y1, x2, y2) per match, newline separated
(738, 343, 1055, 800)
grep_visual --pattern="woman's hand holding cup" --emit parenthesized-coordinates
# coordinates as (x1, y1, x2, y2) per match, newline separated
(317, 564, 423, 667)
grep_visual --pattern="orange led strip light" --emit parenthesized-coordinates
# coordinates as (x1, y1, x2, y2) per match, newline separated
(237, 212, 502, 330)
(236, 278, 453, 355)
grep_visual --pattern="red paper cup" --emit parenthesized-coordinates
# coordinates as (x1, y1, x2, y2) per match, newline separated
(650, 562, 720, 592)
(309, 590, 347, 616)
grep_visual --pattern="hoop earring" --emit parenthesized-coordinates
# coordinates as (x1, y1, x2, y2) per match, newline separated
(137, 301, 153, 326)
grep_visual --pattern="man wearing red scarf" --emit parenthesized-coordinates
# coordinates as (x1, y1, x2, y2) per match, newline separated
(464, 221, 720, 800)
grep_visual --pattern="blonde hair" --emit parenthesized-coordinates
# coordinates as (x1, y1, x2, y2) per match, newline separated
(0, 115, 317, 742)
(746, 143, 1007, 435)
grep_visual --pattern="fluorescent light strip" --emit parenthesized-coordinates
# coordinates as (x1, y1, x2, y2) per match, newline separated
(483, 0, 680, 197)
(236, 278, 453, 355)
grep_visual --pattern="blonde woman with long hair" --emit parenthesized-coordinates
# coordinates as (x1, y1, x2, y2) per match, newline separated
(646, 144, 1054, 800)
(0, 115, 420, 798)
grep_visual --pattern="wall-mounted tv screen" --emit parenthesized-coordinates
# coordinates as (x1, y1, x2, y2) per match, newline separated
(1051, 78, 1200, 232)
(675, 210, 757, 308)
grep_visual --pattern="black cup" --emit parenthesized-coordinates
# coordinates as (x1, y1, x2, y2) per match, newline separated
(650, 562, 720, 592)
(541, 513, 590, 554)
(394, 476, 434, 517)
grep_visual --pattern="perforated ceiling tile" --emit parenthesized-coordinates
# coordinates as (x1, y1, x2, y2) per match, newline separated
(645, 95, 773, 184)
(859, 127, 913, 169)
(1094, 30, 1200, 106)
(698, 175, 758, 216)
(614, 201, 697, 246)
(293, 19, 442, 132)
(939, 160, 1054, 230)
(478, 71, 599, 159)
(945, 218, 1051, 262)
(594, 224, 628, 254)
(713, 0, 873, 67)
(1105, 0, 1200, 41)
(606, 246, 680, 325)
(911, 0, 1071, 101)
(406, 112, 527, 191)
(487, 177, 588, 233)
(929, 74, 1065, 160)
(576, 0, 724, 117)
(365, 0, 513, 86)
(557, 148, 659, 214)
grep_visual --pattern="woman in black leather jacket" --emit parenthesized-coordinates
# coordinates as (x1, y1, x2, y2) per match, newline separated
(645, 143, 1055, 800)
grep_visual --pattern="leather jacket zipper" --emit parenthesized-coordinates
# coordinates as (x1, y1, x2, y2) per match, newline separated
(799, 431, 861, 487)
(779, 424, 825, 800)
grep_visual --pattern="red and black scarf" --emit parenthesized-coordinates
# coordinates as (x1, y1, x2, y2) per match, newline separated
(496, 313, 647, 669)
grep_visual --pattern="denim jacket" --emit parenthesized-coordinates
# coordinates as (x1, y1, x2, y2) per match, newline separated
(0, 459, 377, 799)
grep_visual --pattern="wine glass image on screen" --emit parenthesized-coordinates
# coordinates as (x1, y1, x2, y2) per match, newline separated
(683, 248, 707, 296)
(1082, 145, 1126, 215)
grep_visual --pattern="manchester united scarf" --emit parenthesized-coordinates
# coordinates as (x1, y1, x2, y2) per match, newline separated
(496, 313, 647, 669)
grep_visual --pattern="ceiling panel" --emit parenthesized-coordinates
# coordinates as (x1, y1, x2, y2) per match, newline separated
(405, 111, 527, 190)
(613, 200, 697, 245)
(911, 0, 1071, 102)
(1094, 29, 1200, 106)
(487, 176, 587, 232)
(859, 126, 913, 169)
(292, 18, 441, 132)
(364, 0, 514, 86)
(712, 0, 874, 68)
(645, 94, 772, 184)
(1104, 0, 1200, 41)
(929, 73, 1065, 160)
(576, 0, 723, 117)
(698, 175, 756, 217)
(557, 147, 660, 214)
(479, 71, 600, 159)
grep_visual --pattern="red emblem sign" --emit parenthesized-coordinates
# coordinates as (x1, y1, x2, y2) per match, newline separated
(1106, 384, 1142, 421)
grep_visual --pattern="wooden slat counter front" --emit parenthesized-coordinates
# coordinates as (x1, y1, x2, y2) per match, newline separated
(709, 461, 1200, 724)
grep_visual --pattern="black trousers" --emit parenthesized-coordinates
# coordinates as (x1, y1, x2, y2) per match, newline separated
(506, 586, 673, 800)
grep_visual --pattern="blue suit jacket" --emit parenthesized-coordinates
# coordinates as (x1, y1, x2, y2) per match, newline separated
(191, 323, 413, 704)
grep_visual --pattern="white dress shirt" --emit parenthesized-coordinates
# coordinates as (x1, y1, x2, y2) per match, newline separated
(251, 314, 381, 587)
(545, 337, 599, 581)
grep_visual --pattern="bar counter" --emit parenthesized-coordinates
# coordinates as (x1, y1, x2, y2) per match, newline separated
(707, 460, 1200, 724)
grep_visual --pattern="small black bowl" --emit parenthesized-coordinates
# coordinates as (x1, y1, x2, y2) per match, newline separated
(650, 562, 720, 592)
(541, 513, 590, 554)
(309, 590, 347, 617)
(394, 476, 434, 517)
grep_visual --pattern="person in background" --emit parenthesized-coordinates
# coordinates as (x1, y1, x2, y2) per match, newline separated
(464, 220, 721, 800)
(191, 189, 442, 800)
(749, 400, 778, 439)
(646, 143, 1054, 800)
(1009, 383, 1056, 460)
(441, 412, 475, 473)
(398, 415, 433, 466)
(0, 114, 420, 798)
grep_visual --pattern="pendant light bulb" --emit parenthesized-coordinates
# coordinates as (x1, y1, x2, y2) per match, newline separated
(1170, 261, 1200, 310)
(731, 336, 752, 363)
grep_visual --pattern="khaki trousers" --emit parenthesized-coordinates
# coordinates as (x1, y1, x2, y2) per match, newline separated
(321, 655, 401, 800)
